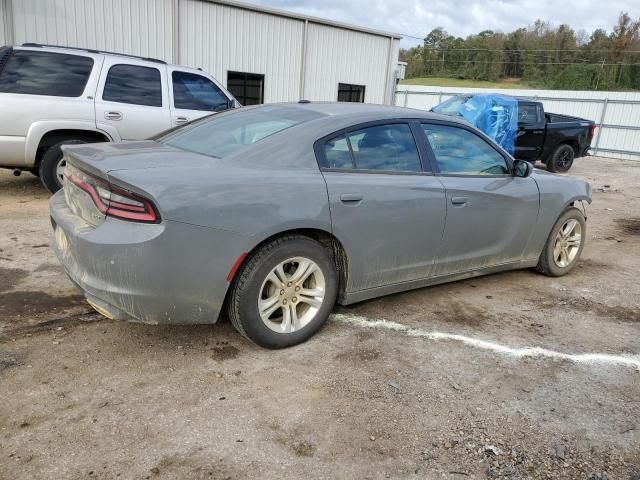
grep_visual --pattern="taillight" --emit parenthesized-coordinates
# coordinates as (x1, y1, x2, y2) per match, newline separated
(64, 164, 159, 223)
(590, 124, 597, 138)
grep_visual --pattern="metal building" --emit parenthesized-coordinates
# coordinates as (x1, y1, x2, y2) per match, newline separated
(0, 0, 401, 105)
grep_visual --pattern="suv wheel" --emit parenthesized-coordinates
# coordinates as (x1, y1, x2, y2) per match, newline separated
(547, 144, 575, 173)
(39, 140, 86, 193)
(228, 235, 338, 349)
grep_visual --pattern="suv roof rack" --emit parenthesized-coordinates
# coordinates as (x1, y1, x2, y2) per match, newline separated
(20, 43, 167, 65)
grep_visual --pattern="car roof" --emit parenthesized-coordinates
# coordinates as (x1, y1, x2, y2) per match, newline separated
(16, 43, 168, 66)
(244, 101, 467, 124)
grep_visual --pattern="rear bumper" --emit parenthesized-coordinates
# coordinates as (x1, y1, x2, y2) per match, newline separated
(49, 190, 246, 324)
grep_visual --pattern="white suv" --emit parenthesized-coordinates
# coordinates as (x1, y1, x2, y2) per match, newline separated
(0, 44, 239, 192)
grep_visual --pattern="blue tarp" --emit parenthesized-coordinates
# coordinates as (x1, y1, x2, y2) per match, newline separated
(434, 94, 518, 155)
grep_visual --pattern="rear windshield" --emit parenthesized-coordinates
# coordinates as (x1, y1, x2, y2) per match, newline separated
(158, 106, 322, 158)
(0, 50, 94, 97)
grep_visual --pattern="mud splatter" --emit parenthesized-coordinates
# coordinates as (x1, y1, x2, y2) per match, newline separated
(0, 290, 87, 319)
(617, 217, 640, 236)
(211, 344, 240, 361)
(0, 267, 28, 293)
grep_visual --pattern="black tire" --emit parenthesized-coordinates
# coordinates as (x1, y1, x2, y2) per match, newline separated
(535, 207, 586, 277)
(29, 167, 40, 177)
(546, 144, 575, 173)
(227, 235, 338, 349)
(39, 140, 86, 193)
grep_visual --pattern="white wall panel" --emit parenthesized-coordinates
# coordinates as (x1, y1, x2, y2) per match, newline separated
(179, 0, 304, 103)
(396, 85, 640, 161)
(0, 9, 6, 46)
(304, 23, 391, 104)
(12, 0, 174, 61)
(0, 0, 10, 45)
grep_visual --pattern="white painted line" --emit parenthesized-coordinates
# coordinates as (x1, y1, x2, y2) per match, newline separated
(332, 313, 640, 370)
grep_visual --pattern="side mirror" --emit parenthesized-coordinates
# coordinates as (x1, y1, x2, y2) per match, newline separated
(513, 159, 533, 178)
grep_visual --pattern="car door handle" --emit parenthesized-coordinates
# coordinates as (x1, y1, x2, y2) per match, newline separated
(104, 111, 122, 121)
(340, 193, 363, 204)
(451, 196, 469, 205)
(174, 116, 189, 125)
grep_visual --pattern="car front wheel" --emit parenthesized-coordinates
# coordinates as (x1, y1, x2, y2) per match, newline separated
(227, 235, 338, 349)
(535, 207, 586, 277)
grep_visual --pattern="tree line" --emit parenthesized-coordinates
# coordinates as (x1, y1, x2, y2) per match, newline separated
(399, 12, 640, 90)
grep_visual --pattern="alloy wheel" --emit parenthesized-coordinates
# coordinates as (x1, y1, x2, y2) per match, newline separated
(258, 257, 326, 333)
(553, 219, 582, 268)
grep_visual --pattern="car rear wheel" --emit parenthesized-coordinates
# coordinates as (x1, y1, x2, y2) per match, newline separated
(535, 207, 585, 277)
(227, 235, 338, 349)
(546, 144, 575, 173)
(39, 140, 86, 193)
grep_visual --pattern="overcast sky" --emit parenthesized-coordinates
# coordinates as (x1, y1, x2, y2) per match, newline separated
(250, 0, 640, 47)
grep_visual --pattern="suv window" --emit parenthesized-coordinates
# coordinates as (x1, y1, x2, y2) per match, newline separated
(172, 71, 229, 111)
(324, 124, 421, 172)
(0, 50, 93, 97)
(103, 64, 162, 107)
(422, 123, 509, 175)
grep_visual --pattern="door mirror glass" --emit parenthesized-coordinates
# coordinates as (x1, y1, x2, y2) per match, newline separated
(513, 159, 533, 178)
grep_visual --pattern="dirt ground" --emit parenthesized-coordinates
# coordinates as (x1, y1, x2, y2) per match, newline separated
(1, 156, 639, 480)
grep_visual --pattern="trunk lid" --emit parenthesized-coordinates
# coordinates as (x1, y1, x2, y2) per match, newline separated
(61, 141, 219, 226)
(61, 141, 218, 177)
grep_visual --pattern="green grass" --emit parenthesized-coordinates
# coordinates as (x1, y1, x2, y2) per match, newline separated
(400, 76, 536, 89)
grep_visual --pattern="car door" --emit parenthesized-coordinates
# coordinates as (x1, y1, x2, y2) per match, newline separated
(168, 68, 233, 127)
(95, 59, 171, 140)
(515, 101, 545, 161)
(318, 121, 447, 292)
(419, 122, 539, 276)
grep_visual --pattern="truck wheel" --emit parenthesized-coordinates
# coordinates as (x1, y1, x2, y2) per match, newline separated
(547, 144, 575, 173)
(227, 235, 338, 349)
(535, 207, 585, 277)
(39, 140, 86, 193)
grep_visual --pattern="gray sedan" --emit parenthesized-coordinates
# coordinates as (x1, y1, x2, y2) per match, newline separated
(50, 102, 592, 348)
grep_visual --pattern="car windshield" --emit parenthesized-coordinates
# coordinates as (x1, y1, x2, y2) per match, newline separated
(431, 96, 471, 116)
(157, 106, 323, 158)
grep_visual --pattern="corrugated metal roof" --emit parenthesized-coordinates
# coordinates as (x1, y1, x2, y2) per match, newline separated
(203, 0, 402, 39)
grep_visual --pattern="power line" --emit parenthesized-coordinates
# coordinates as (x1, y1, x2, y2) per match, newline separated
(423, 59, 640, 66)
(418, 47, 640, 53)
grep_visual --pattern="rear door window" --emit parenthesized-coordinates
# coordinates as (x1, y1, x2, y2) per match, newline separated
(0, 50, 93, 97)
(172, 71, 229, 111)
(323, 123, 422, 172)
(103, 64, 162, 107)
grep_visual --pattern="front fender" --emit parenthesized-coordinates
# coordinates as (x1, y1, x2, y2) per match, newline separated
(526, 172, 592, 258)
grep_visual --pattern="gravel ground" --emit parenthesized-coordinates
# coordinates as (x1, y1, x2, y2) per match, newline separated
(0, 156, 639, 480)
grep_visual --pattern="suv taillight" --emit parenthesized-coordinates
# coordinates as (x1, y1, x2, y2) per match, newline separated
(64, 165, 159, 223)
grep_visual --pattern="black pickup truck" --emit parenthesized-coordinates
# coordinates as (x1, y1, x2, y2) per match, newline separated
(432, 95, 596, 173)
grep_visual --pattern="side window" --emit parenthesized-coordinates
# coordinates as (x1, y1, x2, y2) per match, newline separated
(422, 123, 509, 175)
(103, 64, 162, 107)
(323, 136, 353, 169)
(172, 71, 229, 111)
(322, 124, 421, 172)
(518, 104, 540, 126)
(0, 50, 93, 97)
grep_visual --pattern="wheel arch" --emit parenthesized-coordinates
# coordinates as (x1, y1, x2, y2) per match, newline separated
(34, 129, 110, 167)
(227, 227, 350, 304)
